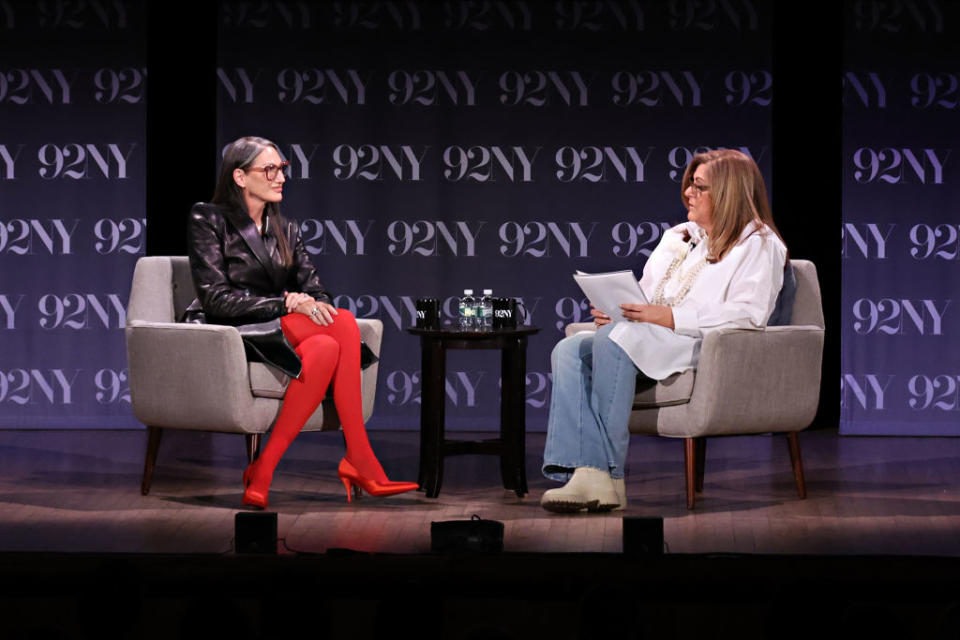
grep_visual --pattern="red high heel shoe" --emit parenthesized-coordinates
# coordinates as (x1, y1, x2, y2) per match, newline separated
(337, 459, 419, 503)
(242, 461, 269, 509)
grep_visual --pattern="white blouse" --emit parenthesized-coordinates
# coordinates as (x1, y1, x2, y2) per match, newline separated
(608, 220, 786, 379)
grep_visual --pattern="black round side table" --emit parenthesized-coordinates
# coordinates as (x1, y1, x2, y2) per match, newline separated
(406, 326, 541, 498)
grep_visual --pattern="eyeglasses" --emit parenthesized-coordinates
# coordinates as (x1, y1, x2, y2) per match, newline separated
(246, 161, 290, 181)
(688, 182, 710, 198)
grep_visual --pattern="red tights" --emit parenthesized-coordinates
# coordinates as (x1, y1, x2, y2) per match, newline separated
(248, 309, 388, 490)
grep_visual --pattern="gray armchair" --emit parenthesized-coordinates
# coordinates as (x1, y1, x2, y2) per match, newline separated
(566, 259, 824, 509)
(125, 256, 384, 495)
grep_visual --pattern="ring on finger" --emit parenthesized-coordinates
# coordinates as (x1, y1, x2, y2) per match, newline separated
(311, 307, 319, 316)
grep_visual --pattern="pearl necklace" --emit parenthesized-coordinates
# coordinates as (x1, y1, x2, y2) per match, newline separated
(651, 245, 708, 307)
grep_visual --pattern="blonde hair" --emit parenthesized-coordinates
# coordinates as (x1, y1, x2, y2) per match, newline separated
(680, 149, 785, 262)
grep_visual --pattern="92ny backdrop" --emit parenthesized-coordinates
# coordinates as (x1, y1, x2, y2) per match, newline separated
(841, 1, 960, 435)
(9, 0, 954, 438)
(2, 0, 776, 431)
(0, 0, 145, 427)
(214, 0, 773, 431)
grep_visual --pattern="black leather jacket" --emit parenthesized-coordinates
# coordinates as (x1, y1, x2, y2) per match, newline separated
(186, 202, 331, 324)
(183, 202, 332, 377)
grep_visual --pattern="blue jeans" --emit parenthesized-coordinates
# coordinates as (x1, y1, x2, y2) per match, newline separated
(542, 324, 639, 482)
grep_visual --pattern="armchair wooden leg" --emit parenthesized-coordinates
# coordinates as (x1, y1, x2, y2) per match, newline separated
(694, 437, 707, 493)
(245, 434, 262, 464)
(141, 426, 163, 496)
(683, 438, 696, 510)
(786, 432, 807, 499)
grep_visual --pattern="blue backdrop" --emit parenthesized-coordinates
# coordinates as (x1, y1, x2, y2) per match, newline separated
(14, 1, 938, 436)
(841, 0, 960, 435)
(215, 0, 773, 431)
(0, 0, 145, 427)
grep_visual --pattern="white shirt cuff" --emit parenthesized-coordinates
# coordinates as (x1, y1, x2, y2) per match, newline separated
(671, 305, 701, 337)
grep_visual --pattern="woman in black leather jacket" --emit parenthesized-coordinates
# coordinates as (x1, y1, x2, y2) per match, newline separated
(186, 136, 417, 508)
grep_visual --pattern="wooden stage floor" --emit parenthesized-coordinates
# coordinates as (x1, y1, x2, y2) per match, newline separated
(0, 427, 958, 557)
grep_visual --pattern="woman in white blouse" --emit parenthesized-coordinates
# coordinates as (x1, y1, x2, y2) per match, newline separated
(541, 149, 788, 512)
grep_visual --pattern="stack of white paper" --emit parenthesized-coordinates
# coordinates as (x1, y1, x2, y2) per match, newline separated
(572, 270, 648, 323)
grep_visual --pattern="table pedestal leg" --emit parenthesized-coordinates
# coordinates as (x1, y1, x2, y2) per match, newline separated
(500, 336, 528, 497)
(419, 337, 446, 498)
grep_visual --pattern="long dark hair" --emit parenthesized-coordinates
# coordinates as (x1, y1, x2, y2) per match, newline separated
(211, 136, 293, 266)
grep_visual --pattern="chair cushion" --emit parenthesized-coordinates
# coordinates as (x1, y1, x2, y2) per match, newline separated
(248, 362, 289, 398)
(632, 369, 695, 408)
(767, 263, 797, 326)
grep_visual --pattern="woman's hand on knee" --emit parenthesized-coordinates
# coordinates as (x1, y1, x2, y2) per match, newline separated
(590, 305, 611, 327)
(294, 298, 339, 326)
(284, 291, 313, 314)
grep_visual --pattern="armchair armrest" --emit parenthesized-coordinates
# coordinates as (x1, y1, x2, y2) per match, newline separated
(677, 325, 825, 436)
(355, 318, 384, 421)
(356, 318, 383, 356)
(125, 321, 262, 430)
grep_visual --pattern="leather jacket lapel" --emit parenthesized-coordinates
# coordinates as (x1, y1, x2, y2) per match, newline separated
(261, 215, 289, 291)
(223, 206, 278, 281)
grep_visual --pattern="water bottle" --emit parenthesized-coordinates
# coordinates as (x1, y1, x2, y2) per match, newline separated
(480, 289, 494, 331)
(459, 289, 476, 330)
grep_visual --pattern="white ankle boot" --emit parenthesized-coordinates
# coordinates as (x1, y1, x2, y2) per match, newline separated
(541, 467, 621, 513)
(612, 477, 627, 511)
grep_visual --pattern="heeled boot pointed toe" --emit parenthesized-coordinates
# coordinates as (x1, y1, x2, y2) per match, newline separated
(541, 467, 621, 513)
(242, 488, 269, 509)
(337, 458, 419, 503)
(241, 461, 270, 509)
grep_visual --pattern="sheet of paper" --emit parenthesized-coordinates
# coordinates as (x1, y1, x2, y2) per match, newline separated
(573, 270, 648, 323)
